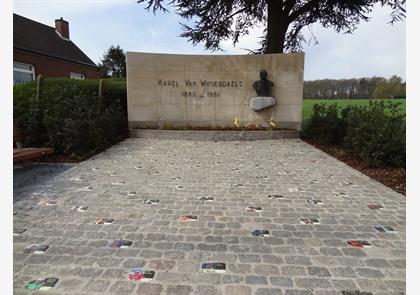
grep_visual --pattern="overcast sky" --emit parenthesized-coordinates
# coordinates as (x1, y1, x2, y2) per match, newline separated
(13, 0, 405, 81)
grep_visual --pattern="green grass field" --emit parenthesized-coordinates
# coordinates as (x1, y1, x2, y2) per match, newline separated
(302, 99, 406, 121)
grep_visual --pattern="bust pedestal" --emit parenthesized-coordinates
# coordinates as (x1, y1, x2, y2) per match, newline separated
(250, 96, 277, 111)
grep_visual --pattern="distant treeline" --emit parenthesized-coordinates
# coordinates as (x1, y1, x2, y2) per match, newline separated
(303, 75, 406, 99)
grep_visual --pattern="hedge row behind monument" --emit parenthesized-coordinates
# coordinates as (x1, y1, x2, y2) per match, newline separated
(13, 78, 128, 159)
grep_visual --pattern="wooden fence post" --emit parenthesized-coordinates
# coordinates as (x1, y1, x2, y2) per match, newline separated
(13, 121, 23, 149)
(35, 74, 44, 102)
(98, 79, 104, 98)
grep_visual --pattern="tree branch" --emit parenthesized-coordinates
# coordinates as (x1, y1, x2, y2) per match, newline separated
(283, 0, 297, 14)
(226, 7, 249, 19)
(289, 0, 322, 21)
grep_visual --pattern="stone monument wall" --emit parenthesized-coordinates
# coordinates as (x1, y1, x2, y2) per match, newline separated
(126, 52, 304, 129)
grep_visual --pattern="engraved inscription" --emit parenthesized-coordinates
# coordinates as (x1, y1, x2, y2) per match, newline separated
(158, 79, 243, 98)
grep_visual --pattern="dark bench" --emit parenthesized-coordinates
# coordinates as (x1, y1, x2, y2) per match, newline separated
(13, 122, 54, 162)
(13, 148, 54, 162)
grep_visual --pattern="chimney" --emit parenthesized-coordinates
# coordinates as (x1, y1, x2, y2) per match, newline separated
(55, 17, 69, 39)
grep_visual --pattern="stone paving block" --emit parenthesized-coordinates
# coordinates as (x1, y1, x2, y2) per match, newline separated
(49, 255, 74, 266)
(384, 269, 405, 280)
(197, 243, 228, 252)
(285, 290, 313, 295)
(336, 257, 366, 267)
(96, 257, 123, 268)
(253, 264, 280, 275)
(332, 278, 358, 290)
(313, 291, 341, 295)
(211, 252, 237, 263)
(341, 248, 368, 257)
(228, 263, 252, 274)
(281, 265, 307, 276)
(245, 275, 268, 285)
(157, 272, 190, 283)
(25, 254, 53, 264)
(295, 278, 332, 288)
(307, 266, 331, 277)
(153, 242, 174, 249)
(285, 256, 312, 265)
(238, 254, 261, 263)
(229, 245, 250, 253)
(88, 240, 108, 248)
(136, 283, 163, 295)
(102, 268, 126, 279)
(166, 285, 193, 295)
(185, 235, 203, 242)
(174, 242, 195, 251)
(122, 258, 147, 268)
(186, 251, 211, 261)
(108, 281, 136, 295)
(384, 279, 406, 291)
(286, 238, 305, 246)
(163, 250, 186, 260)
(14, 264, 25, 272)
(139, 250, 163, 258)
(255, 288, 283, 295)
(70, 246, 93, 256)
(269, 276, 294, 287)
(355, 267, 385, 278)
(194, 285, 223, 295)
(224, 285, 252, 295)
(250, 245, 274, 254)
(221, 275, 244, 284)
(356, 279, 388, 291)
(261, 255, 284, 265)
(191, 273, 221, 284)
(78, 267, 103, 278)
(116, 249, 141, 257)
(330, 267, 357, 278)
(296, 247, 320, 256)
(145, 233, 166, 241)
(90, 248, 115, 257)
(365, 258, 392, 268)
(58, 279, 85, 291)
(147, 259, 176, 271)
(84, 279, 111, 292)
(320, 247, 343, 256)
(273, 246, 297, 255)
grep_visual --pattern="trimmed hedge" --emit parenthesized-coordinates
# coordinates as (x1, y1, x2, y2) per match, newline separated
(302, 101, 405, 168)
(14, 78, 128, 160)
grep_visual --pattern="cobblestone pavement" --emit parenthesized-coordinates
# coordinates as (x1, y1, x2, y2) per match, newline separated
(13, 138, 406, 295)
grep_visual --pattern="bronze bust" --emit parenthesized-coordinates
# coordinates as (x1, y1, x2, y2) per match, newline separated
(253, 70, 274, 97)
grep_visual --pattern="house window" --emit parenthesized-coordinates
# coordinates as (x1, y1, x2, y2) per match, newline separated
(13, 62, 35, 84)
(70, 72, 85, 80)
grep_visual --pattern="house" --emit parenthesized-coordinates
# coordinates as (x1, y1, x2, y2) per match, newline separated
(13, 13, 97, 84)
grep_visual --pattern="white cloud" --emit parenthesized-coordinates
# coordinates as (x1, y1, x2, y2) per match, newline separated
(301, 4, 405, 80)
(220, 25, 265, 54)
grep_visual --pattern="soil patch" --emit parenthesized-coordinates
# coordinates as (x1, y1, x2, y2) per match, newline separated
(303, 139, 405, 196)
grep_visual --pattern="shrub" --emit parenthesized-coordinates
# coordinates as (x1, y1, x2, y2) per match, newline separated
(301, 103, 348, 145)
(302, 101, 405, 168)
(13, 78, 128, 160)
(343, 101, 405, 167)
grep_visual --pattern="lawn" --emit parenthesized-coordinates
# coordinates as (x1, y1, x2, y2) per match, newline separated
(302, 99, 406, 121)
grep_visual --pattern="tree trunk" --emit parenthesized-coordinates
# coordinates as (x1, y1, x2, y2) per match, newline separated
(267, 0, 288, 53)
